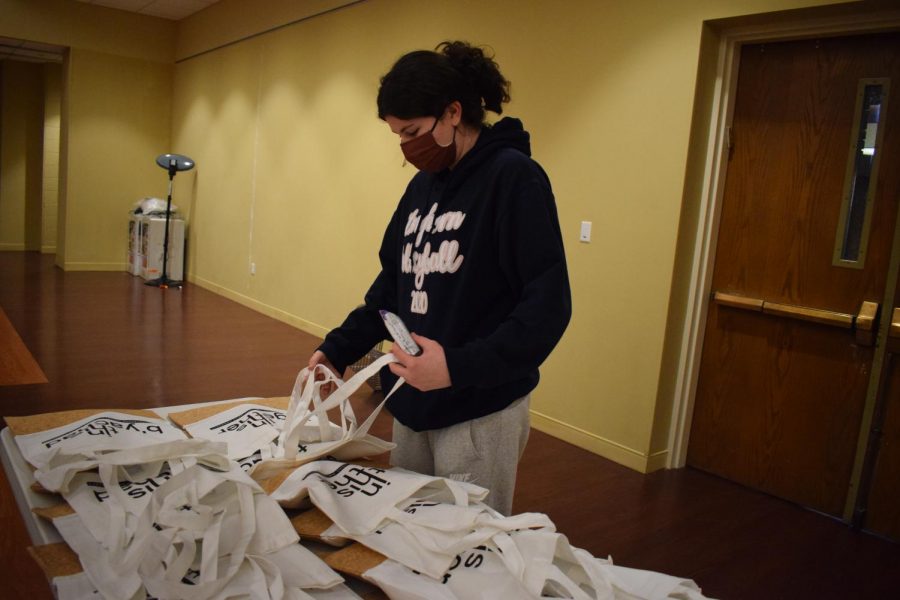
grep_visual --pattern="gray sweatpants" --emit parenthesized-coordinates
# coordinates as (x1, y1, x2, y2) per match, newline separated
(389, 395, 531, 516)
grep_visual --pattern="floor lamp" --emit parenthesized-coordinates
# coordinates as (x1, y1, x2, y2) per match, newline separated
(145, 153, 194, 289)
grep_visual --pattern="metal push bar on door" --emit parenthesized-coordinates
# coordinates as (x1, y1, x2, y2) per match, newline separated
(714, 292, 878, 344)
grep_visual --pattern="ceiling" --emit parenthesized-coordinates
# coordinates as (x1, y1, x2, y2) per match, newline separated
(73, 0, 221, 21)
(1, 1, 221, 63)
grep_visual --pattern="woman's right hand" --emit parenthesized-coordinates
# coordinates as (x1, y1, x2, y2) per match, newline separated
(307, 350, 339, 397)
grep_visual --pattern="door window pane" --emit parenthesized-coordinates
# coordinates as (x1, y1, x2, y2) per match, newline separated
(835, 79, 889, 267)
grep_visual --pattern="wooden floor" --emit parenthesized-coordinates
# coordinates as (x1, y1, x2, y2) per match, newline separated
(1, 252, 898, 600)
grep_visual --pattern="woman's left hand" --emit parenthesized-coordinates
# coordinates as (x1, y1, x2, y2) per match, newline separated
(388, 333, 452, 391)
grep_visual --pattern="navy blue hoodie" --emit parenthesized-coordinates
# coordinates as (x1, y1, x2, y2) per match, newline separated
(319, 117, 571, 431)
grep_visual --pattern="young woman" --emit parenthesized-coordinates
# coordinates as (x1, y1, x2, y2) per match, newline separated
(308, 41, 571, 515)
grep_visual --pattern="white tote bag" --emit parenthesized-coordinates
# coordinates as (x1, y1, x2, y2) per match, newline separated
(134, 461, 281, 600)
(10, 409, 187, 472)
(387, 497, 555, 555)
(491, 529, 614, 599)
(31, 537, 353, 600)
(575, 552, 710, 600)
(49, 456, 294, 600)
(498, 529, 713, 600)
(169, 397, 290, 462)
(42, 554, 346, 600)
(47, 515, 346, 600)
(32, 431, 225, 494)
(52, 509, 146, 599)
(276, 461, 551, 579)
(360, 543, 537, 600)
(50, 563, 354, 600)
(253, 353, 401, 488)
(258, 542, 344, 591)
(63, 459, 175, 551)
(50, 460, 245, 599)
(53, 571, 146, 600)
(265, 460, 485, 530)
(316, 496, 552, 579)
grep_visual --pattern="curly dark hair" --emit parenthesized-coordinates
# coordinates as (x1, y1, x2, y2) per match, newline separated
(377, 41, 511, 128)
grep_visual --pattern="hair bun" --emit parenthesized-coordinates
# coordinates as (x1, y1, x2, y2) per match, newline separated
(437, 41, 510, 115)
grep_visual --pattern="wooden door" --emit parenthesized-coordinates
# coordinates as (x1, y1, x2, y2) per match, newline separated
(861, 314, 900, 540)
(688, 32, 900, 519)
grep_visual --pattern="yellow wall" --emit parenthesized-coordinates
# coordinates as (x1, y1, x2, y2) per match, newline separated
(57, 54, 69, 269)
(171, 0, 861, 471)
(62, 47, 172, 270)
(0, 61, 43, 252)
(24, 62, 43, 252)
(0, 0, 175, 270)
(175, 0, 362, 61)
(41, 63, 61, 254)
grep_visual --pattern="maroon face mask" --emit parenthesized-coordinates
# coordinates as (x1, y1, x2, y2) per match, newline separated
(400, 117, 457, 172)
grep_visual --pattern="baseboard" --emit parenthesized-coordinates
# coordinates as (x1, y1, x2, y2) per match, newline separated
(63, 261, 128, 271)
(187, 273, 331, 339)
(646, 448, 669, 472)
(40, 246, 56, 254)
(0, 243, 26, 251)
(530, 410, 667, 474)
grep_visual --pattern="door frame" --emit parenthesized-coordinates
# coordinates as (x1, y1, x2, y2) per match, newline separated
(667, 8, 900, 483)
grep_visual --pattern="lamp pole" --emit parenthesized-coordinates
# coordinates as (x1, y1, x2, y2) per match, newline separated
(145, 154, 193, 289)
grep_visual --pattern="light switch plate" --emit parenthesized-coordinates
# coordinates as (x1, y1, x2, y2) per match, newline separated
(580, 221, 592, 243)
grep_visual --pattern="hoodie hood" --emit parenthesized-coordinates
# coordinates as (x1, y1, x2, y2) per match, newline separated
(472, 117, 531, 158)
(459, 117, 531, 167)
(436, 116, 532, 191)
